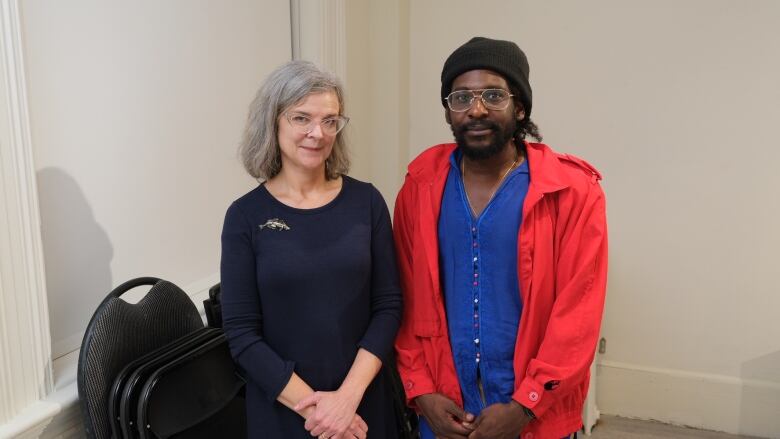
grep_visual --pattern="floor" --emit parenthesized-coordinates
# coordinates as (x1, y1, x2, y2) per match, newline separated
(588, 416, 762, 439)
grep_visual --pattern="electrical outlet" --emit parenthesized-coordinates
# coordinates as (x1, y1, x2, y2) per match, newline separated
(598, 337, 606, 354)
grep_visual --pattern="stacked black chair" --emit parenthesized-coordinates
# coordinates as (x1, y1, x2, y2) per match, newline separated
(78, 277, 246, 439)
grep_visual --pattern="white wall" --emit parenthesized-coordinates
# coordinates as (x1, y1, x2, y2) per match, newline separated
(406, 1, 780, 437)
(21, 0, 291, 358)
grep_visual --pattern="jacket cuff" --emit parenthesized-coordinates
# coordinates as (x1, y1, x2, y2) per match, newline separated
(400, 370, 437, 407)
(513, 376, 556, 419)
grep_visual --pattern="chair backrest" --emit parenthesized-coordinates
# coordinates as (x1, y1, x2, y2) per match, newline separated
(136, 334, 246, 439)
(114, 328, 220, 439)
(78, 277, 204, 439)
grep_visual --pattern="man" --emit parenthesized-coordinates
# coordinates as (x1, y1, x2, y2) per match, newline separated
(393, 37, 608, 439)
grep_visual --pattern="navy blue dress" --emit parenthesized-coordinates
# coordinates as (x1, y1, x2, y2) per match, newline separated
(220, 176, 402, 438)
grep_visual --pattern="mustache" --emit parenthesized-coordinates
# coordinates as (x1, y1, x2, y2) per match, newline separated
(455, 120, 500, 134)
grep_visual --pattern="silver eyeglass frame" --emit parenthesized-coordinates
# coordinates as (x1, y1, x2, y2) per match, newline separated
(284, 112, 350, 135)
(444, 88, 515, 112)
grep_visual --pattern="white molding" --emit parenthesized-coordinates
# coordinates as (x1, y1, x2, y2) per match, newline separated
(319, 0, 347, 84)
(0, 400, 59, 439)
(597, 359, 780, 438)
(289, 0, 301, 59)
(292, 0, 347, 83)
(0, 0, 54, 427)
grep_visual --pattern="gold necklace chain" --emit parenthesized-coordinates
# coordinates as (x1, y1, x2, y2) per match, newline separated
(461, 154, 520, 217)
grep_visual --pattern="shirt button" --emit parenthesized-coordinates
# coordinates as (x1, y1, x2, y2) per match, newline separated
(476, 358, 480, 363)
(474, 298, 479, 303)
(529, 391, 539, 402)
(476, 352, 480, 357)
(474, 273, 478, 278)
(474, 313, 478, 319)
(471, 227, 476, 232)
(474, 338, 479, 344)
(473, 257, 478, 262)
(405, 381, 414, 390)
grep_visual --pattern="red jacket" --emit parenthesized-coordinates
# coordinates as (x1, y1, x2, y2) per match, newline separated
(393, 142, 608, 439)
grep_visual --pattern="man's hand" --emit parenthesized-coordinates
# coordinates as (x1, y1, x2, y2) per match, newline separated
(415, 393, 475, 439)
(467, 400, 532, 439)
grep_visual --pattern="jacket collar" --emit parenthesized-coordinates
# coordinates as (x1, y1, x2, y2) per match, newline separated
(406, 142, 572, 194)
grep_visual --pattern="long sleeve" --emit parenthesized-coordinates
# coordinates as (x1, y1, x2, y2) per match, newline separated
(356, 187, 403, 363)
(513, 178, 608, 418)
(393, 178, 438, 403)
(220, 202, 295, 402)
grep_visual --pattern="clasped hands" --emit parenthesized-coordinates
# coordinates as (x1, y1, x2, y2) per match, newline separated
(416, 392, 532, 439)
(294, 388, 367, 439)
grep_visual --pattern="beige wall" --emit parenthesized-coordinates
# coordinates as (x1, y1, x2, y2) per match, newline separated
(349, 0, 780, 436)
(21, 0, 291, 358)
(345, 0, 409, 212)
(8, 1, 779, 436)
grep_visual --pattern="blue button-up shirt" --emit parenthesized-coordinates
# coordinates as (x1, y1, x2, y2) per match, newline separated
(438, 149, 529, 415)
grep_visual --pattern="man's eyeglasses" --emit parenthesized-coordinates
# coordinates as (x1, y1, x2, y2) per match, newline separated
(444, 89, 514, 112)
(284, 112, 349, 135)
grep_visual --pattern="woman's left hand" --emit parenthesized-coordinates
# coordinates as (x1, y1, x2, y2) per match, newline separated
(295, 389, 361, 438)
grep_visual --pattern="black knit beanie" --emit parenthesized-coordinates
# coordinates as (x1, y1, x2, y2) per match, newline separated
(441, 36, 532, 117)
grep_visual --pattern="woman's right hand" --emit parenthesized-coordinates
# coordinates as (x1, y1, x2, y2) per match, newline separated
(337, 414, 368, 439)
(303, 412, 366, 439)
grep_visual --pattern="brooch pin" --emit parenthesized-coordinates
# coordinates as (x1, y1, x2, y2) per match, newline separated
(259, 218, 290, 231)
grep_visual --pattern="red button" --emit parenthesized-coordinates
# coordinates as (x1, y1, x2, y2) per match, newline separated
(405, 381, 413, 390)
(529, 391, 539, 401)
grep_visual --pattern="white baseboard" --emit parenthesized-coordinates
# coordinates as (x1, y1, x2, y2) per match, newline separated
(597, 360, 780, 438)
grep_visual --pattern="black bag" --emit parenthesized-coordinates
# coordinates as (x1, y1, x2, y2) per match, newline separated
(203, 283, 223, 328)
(384, 354, 420, 439)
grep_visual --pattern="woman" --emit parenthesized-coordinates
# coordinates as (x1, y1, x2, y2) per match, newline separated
(220, 60, 402, 439)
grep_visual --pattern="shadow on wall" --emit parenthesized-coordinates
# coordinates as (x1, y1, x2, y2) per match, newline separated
(740, 349, 780, 438)
(37, 167, 113, 359)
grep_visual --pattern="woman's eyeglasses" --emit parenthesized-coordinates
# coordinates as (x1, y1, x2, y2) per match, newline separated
(285, 112, 349, 135)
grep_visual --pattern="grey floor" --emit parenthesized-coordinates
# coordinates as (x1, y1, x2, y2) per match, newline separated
(588, 416, 762, 439)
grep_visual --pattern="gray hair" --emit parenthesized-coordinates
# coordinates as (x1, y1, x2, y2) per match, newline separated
(239, 60, 350, 180)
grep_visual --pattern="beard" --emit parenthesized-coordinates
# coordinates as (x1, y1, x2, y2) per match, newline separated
(451, 118, 516, 160)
